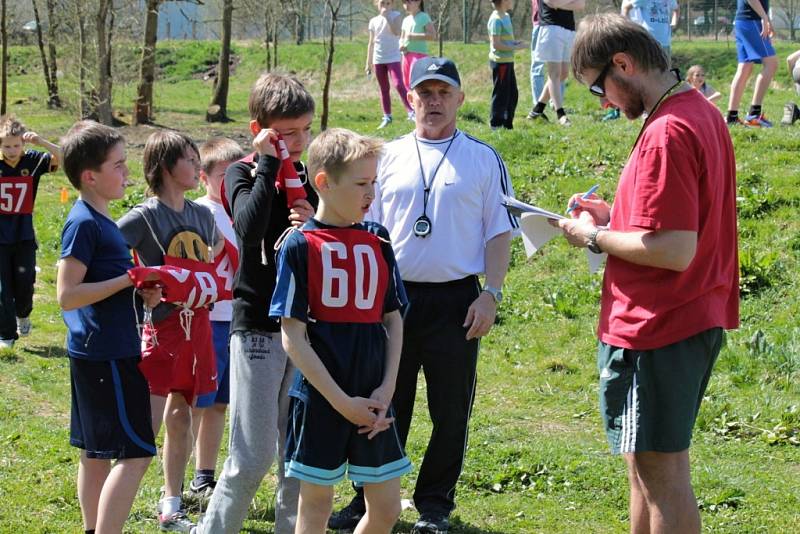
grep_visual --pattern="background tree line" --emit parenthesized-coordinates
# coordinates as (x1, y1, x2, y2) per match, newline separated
(1, 0, 797, 121)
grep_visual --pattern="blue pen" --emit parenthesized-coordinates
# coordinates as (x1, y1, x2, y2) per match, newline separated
(566, 184, 599, 214)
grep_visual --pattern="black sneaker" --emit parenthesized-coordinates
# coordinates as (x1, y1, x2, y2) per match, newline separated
(328, 499, 366, 530)
(411, 514, 450, 534)
(526, 111, 549, 122)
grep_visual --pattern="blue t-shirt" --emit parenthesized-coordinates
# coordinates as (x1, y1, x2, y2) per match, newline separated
(736, 0, 767, 20)
(270, 219, 406, 400)
(0, 149, 53, 244)
(628, 0, 678, 47)
(60, 199, 141, 361)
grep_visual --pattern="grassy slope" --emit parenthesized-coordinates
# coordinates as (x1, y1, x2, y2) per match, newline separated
(0, 37, 798, 533)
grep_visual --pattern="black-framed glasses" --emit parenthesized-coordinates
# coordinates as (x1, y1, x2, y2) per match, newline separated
(589, 61, 613, 97)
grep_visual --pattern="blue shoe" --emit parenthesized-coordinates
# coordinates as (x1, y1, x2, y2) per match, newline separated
(744, 114, 773, 128)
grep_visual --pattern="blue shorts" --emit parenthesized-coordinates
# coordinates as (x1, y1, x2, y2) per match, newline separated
(70, 356, 156, 459)
(734, 19, 776, 63)
(195, 321, 231, 408)
(284, 383, 412, 486)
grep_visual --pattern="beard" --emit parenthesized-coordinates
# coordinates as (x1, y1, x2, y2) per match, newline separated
(608, 72, 646, 120)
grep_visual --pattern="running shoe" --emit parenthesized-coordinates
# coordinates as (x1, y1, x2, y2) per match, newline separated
(558, 115, 572, 126)
(159, 510, 195, 532)
(184, 478, 215, 510)
(601, 108, 620, 121)
(377, 115, 392, 129)
(16, 317, 31, 337)
(526, 111, 549, 122)
(744, 114, 773, 128)
(781, 102, 799, 125)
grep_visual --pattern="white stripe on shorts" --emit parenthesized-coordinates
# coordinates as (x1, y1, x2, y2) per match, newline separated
(620, 373, 638, 453)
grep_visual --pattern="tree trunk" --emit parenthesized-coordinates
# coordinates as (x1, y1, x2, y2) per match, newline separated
(95, 0, 113, 125)
(134, 0, 160, 125)
(45, 0, 61, 108)
(1, 0, 6, 116)
(320, 0, 341, 131)
(437, 0, 452, 57)
(264, 3, 271, 69)
(31, 0, 56, 109)
(207, 0, 232, 122)
(273, 16, 279, 68)
(76, 0, 91, 118)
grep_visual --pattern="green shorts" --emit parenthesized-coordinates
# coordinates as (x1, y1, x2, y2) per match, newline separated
(597, 328, 722, 454)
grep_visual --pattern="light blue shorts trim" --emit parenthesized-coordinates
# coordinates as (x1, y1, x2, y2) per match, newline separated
(285, 456, 412, 486)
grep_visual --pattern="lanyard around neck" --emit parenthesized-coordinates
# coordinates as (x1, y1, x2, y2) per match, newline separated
(414, 132, 457, 218)
(629, 73, 684, 158)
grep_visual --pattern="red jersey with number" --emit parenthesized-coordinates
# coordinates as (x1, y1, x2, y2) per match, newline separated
(0, 149, 55, 243)
(599, 89, 739, 350)
(269, 220, 406, 397)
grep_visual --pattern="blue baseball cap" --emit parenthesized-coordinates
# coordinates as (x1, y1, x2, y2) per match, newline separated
(409, 57, 461, 89)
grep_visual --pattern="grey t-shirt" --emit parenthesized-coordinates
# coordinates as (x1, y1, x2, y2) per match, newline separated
(117, 197, 221, 320)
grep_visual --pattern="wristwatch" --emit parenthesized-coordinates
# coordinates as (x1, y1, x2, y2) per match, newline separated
(482, 285, 503, 304)
(586, 227, 605, 254)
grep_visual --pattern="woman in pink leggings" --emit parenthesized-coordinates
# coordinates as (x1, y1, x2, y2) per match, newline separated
(400, 0, 437, 94)
(366, 0, 414, 129)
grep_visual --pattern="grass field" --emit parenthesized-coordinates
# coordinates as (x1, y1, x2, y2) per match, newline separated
(0, 36, 798, 533)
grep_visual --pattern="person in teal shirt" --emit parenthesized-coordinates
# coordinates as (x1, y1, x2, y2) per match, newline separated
(399, 0, 437, 91)
(488, 0, 527, 129)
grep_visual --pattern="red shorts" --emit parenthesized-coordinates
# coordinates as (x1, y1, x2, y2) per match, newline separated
(139, 306, 216, 405)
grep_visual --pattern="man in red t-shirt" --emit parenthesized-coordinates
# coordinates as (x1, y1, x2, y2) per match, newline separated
(556, 14, 739, 534)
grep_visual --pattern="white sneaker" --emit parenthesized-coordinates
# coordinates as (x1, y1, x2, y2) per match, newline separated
(17, 317, 31, 337)
(377, 115, 392, 129)
(558, 115, 572, 126)
(0, 339, 14, 349)
(407, 111, 415, 121)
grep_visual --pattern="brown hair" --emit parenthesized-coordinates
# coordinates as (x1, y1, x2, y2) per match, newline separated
(307, 128, 383, 190)
(142, 130, 198, 195)
(248, 73, 315, 129)
(0, 115, 27, 140)
(199, 137, 246, 174)
(571, 14, 668, 83)
(61, 121, 125, 190)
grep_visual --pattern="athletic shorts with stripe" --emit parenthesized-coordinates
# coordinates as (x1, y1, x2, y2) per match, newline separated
(597, 327, 722, 454)
(734, 19, 776, 63)
(70, 356, 156, 459)
(285, 374, 412, 486)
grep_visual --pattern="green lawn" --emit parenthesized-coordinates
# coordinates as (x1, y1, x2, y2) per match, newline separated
(0, 37, 798, 533)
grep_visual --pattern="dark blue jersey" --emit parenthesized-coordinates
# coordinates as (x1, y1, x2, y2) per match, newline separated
(736, 0, 767, 20)
(270, 219, 406, 398)
(0, 149, 54, 243)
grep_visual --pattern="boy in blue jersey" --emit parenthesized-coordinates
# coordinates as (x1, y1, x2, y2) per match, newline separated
(57, 121, 161, 534)
(0, 114, 61, 347)
(727, 0, 777, 127)
(270, 128, 411, 534)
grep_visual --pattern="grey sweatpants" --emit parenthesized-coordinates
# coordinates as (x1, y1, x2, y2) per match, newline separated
(197, 331, 299, 533)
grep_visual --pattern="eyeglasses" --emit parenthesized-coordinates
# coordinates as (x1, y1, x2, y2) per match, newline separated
(589, 61, 613, 97)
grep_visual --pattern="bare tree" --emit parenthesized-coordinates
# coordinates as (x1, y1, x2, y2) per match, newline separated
(134, 0, 160, 124)
(320, 0, 342, 131)
(437, 0, 453, 56)
(31, 0, 60, 108)
(207, 0, 233, 122)
(1, 0, 6, 116)
(45, 0, 60, 106)
(95, 0, 115, 124)
(76, 0, 91, 118)
(775, 0, 800, 40)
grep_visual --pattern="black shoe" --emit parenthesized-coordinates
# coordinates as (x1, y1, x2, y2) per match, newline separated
(526, 110, 549, 122)
(328, 499, 366, 530)
(411, 514, 450, 534)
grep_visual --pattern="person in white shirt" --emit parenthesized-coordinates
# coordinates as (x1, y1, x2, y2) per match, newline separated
(329, 57, 518, 534)
(366, 0, 414, 129)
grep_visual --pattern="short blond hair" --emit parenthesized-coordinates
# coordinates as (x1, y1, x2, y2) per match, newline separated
(571, 14, 668, 83)
(307, 128, 383, 189)
(199, 137, 246, 173)
(0, 115, 26, 140)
